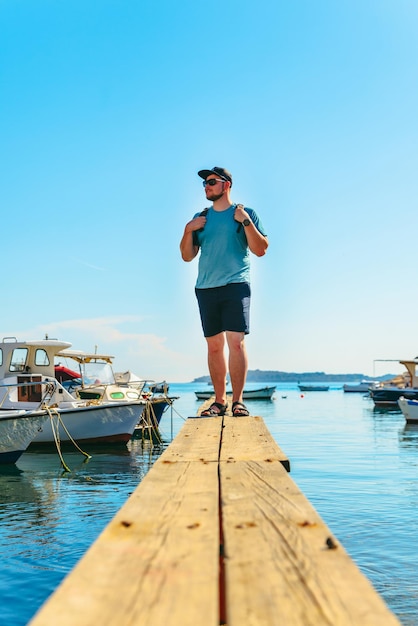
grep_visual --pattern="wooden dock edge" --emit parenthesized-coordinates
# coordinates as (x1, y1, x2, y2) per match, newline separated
(29, 415, 401, 626)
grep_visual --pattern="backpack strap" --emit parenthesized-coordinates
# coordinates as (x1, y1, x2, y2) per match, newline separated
(235, 203, 245, 232)
(198, 207, 209, 233)
(193, 207, 210, 246)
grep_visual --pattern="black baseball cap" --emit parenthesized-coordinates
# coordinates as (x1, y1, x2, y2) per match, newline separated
(197, 166, 233, 186)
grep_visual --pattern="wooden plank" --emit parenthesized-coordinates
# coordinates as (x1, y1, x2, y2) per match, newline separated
(164, 416, 223, 462)
(220, 457, 400, 625)
(30, 414, 400, 626)
(221, 415, 290, 471)
(29, 419, 222, 626)
(196, 406, 290, 469)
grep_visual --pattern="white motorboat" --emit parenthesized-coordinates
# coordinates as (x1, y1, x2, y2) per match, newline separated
(115, 372, 170, 396)
(195, 386, 276, 401)
(32, 402, 142, 444)
(114, 370, 147, 393)
(55, 350, 144, 404)
(56, 350, 175, 430)
(0, 338, 145, 446)
(343, 380, 377, 393)
(0, 408, 48, 464)
(398, 397, 418, 423)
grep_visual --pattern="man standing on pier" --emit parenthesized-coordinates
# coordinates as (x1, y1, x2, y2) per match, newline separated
(180, 166, 268, 417)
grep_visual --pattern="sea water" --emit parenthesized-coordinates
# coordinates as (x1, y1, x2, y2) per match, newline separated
(0, 382, 417, 625)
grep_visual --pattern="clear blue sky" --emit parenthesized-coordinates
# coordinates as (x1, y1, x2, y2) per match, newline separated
(1, 0, 418, 381)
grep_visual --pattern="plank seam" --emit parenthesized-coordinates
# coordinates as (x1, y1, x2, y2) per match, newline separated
(218, 417, 227, 626)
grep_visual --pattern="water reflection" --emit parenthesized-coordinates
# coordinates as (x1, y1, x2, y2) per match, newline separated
(372, 406, 402, 415)
(3, 384, 418, 625)
(0, 439, 167, 626)
(0, 466, 41, 504)
(399, 424, 418, 451)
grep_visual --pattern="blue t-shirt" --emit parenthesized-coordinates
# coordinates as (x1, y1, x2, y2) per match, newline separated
(192, 204, 266, 289)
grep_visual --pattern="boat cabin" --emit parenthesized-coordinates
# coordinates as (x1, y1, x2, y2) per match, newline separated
(56, 350, 115, 387)
(56, 350, 142, 402)
(0, 337, 74, 407)
(399, 359, 418, 388)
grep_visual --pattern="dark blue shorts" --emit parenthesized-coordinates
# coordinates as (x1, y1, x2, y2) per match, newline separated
(195, 282, 251, 338)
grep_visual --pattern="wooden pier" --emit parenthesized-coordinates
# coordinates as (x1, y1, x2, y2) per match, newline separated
(30, 409, 400, 626)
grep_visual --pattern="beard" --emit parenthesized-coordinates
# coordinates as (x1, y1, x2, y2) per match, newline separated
(206, 189, 225, 202)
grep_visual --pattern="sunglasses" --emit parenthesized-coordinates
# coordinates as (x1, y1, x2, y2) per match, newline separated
(202, 178, 226, 187)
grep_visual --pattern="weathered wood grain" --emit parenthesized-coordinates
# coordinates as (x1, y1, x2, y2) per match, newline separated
(220, 458, 400, 625)
(221, 415, 290, 471)
(163, 416, 223, 462)
(29, 419, 222, 626)
(30, 414, 400, 626)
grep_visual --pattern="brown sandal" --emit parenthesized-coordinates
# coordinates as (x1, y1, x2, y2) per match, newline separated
(201, 402, 228, 417)
(232, 401, 250, 417)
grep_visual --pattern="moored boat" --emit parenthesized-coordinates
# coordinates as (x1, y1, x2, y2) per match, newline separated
(343, 380, 377, 393)
(0, 337, 146, 446)
(370, 386, 418, 408)
(370, 358, 418, 408)
(148, 381, 170, 394)
(0, 408, 48, 464)
(195, 386, 276, 401)
(114, 370, 146, 393)
(398, 397, 418, 423)
(298, 384, 329, 392)
(57, 351, 176, 430)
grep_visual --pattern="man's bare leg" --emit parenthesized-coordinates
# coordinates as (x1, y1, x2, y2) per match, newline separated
(206, 332, 227, 408)
(226, 331, 248, 404)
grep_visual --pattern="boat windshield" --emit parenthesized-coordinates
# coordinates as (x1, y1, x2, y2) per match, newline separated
(81, 361, 115, 386)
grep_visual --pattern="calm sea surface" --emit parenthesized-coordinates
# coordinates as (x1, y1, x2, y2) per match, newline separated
(1, 382, 417, 625)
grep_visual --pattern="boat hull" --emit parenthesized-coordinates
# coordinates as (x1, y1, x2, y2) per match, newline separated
(0, 411, 48, 464)
(298, 385, 329, 392)
(140, 397, 177, 426)
(31, 402, 144, 444)
(194, 386, 276, 401)
(398, 397, 418, 423)
(370, 387, 418, 408)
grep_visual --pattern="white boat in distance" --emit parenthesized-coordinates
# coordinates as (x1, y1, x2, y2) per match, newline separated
(343, 380, 377, 393)
(0, 338, 145, 446)
(195, 386, 276, 401)
(298, 384, 329, 392)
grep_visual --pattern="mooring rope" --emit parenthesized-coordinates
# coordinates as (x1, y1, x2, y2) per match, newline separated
(141, 401, 163, 446)
(149, 401, 163, 444)
(162, 396, 187, 422)
(44, 405, 91, 472)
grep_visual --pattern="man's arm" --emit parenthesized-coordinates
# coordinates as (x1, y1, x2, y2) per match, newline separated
(243, 222, 269, 257)
(180, 215, 206, 261)
(234, 205, 269, 257)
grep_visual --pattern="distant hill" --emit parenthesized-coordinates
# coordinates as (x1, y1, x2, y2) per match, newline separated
(192, 369, 394, 383)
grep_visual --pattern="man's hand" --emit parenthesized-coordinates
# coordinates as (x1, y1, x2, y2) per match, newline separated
(234, 203, 250, 224)
(185, 215, 207, 233)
